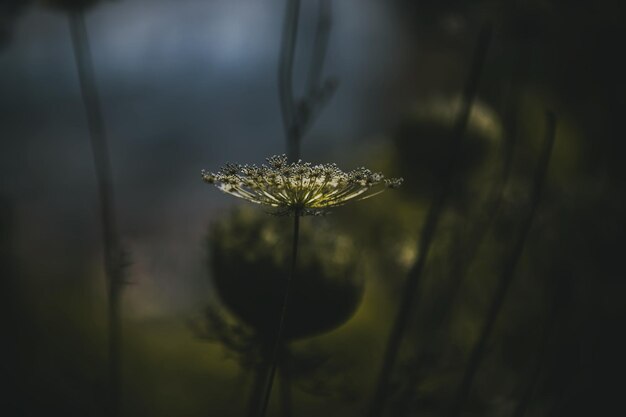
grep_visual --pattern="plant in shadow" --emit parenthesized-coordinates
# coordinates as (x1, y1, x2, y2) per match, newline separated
(193, 207, 365, 416)
(393, 96, 503, 207)
(209, 207, 364, 341)
(200, 153, 404, 381)
(509, 182, 626, 417)
(42, 1, 129, 416)
(367, 23, 493, 417)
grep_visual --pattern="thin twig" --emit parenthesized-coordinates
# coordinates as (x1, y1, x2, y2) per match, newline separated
(257, 2, 336, 414)
(278, 0, 336, 162)
(306, 0, 331, 98)
(367, 23, 493, 417)
(512, 269, 570, 417)
(68, 12, 124, 417)
(278, 0, 301, 162)
(446, 111, 557, 417)
(247, 355, 272, 417)
(259, 211, 301, 417)
(395, 31, 528, 415)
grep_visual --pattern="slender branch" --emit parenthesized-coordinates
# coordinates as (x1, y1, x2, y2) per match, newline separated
(68, 12, 124, 417)
(278, 0, 336, 162)
(446, 111, 557, 417)
(247, 353, 272, 417)
(278, 0, 301, 162)
(306, 0, 331, 98)
(395, 136, 515, 415)
(367, 23, 493, 417)
(298, 0, 336, 138)
(259, 210, 301, 417)
(512, 267, 570, 417)
(395, 32, 528, 415)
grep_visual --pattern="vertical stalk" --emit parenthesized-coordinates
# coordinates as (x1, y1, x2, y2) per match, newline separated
(278, 0, 302, 162)
(68, 12, 123, 417)
(306, 0, 331, 99)
(396, 30, 528, 416)
(259, 210, 301, 417)
(247, 354, 272, 417)
(511, 268, 570, 417)
(367, 23, 493, 417)
(278, 0, 335, 162)
(446, 111, 557, 417)
(262, 1, 334, 413)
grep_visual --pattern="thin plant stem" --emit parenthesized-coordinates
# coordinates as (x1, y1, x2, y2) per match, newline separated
(247, 354, 272, 417)
(366, 23, 493, 417)
(395, 33, 528, 415)
(446, 111, 557, 417)
(68, 12, 124, 417)
(278, 0, 335, 162)
(306, 0, 331, 98)
(259, 210, 301, 417)
(278, 0, 302, 162)
(257, 2, 334, 415)
(512, 269, 570, 417)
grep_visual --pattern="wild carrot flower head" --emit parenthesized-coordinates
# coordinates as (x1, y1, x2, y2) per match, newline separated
(202, 155, 403, 215)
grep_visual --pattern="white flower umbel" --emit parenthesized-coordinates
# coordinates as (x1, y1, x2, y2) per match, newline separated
(202, 154, 403, 215)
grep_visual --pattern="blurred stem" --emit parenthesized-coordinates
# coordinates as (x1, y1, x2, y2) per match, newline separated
(68, 12, 123, 417)
(306, 0, 331, 98)
(259, 210, 301, 417)
(447, 111, 557, 417)
(278, 0, 301, 162)
(247, 355, 271, 417)
(512, 270, 569, 417)
(366, 23, 493, 417)
(278, 0, 335, 162)
(396, 30, 528, 416)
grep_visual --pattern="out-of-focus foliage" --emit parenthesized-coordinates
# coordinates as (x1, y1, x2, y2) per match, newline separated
(3, 0, 624, 416)
(393, 96, 503, 204)
(208, 207, 364, 341)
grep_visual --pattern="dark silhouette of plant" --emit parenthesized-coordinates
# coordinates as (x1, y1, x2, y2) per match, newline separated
(197, 208, 365, 417)
(51, 1, 129, 415)
(368, 22, 493, 417)
(446, 111, 557, 417)
(278, 0, 336, 163)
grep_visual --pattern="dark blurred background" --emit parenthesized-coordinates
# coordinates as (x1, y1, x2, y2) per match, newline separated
(1, 0, 624, 416)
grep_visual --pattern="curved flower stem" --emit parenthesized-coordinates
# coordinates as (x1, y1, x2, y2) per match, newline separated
(246, 353, 272, 417)
(68, 12, 124, 417)
(306, 0, 332, 98)
(395, 32, 529, 416)
(278, 0, 301, 162)
(367, 23, 493, 417)
(259, 209, 301, 417)
(446, 111, 557, 417)
(278, 0, 336, 163)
